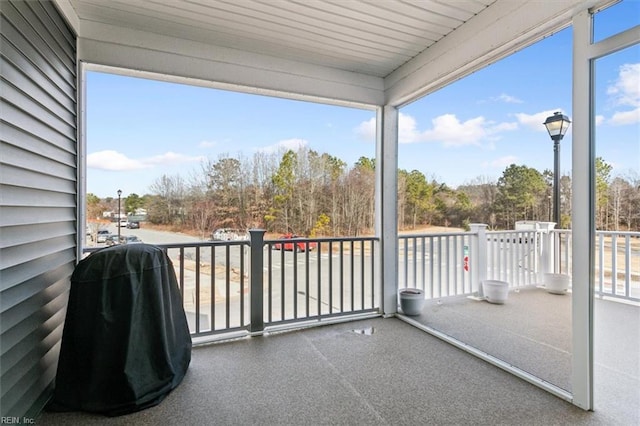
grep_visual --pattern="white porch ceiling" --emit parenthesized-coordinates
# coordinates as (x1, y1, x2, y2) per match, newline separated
(55, 0, 607, 107)
(66, 0, 495, 77)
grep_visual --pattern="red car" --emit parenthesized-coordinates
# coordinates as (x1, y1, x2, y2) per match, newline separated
(273, 234, 317, 252)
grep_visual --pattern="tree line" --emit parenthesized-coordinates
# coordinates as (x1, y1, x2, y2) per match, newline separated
(88, 149, 640, 237)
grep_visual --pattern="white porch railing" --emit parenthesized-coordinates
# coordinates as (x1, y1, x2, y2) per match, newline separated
(81, 225, 637, 339)
(398, 223, 547, 300)
(399, 223, 639, 304)
(553, 229, 640, 302)
(485, 229, 540, 287)
(397, 231, 474, 299)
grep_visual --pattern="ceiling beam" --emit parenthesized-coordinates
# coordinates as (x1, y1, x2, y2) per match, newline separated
(77, 21, 383, 108)
(384, 0, 605, 107)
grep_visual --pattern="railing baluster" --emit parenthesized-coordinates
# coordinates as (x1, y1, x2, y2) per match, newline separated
(429, 237, 434, 299)
(293, 244, 298, 319)
(360, 239, 365, 310)
(280, 244, 285, 321)
(305, 244, 310, 317)
(453, 236, 458, 295)
(240, 244, 245, 327)
(421, 237, 426, 292)
(329, 241, 333, 315)
(599, 234, 605, 294)
(317, 243, 322, 317)
(447, 236, 452, 295)
(404, 237, 409, 288)
(370, 240, 375, 309)
(268, 243, 273, 323)
(225, 244, 230, 329)
(611, 234, 618, 296)
(195, 247, 200, 334)
(339, 241, 344, 313)
(179, 247, 185, 300)
(412, 237, 417, 289)
(211, 245, 216, 331)
(350, 240, 355, 311)
(624, 235, 631, 298)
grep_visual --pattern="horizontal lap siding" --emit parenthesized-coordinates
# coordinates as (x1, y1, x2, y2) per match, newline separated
(1, 0, 77, 418)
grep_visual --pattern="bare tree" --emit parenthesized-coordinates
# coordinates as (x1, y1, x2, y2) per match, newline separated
(148, 174, 187, 224)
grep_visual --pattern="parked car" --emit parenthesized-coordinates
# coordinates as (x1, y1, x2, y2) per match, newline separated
(273, 234, 317, 252)
(121, 235, 142, 244)
(94, 229, 110, 243)
(119, 219, 128, 227)
(211, 228, 247, 241)
(126, 221, 140, 229)
(105, 234, 120, 246)
(106, 235, 142, 246)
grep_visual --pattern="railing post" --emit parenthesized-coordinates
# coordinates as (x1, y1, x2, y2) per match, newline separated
(536, 222, 556, 283)
(249, 229, 265, 334)
(469, 223, 488, 297)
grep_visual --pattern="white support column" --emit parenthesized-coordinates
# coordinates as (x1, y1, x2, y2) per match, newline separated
(571, 9, 595, 411)
(469, 223, 488, 298)
(376, 105, 399, 316)
(77, 61, 87, 263)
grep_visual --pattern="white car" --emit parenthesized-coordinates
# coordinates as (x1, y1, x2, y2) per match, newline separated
(95, 229, 110, 243)
(119, 219, 128, 227)
(212, 228, 247, 241)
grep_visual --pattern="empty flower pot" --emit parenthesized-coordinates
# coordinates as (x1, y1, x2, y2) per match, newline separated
(482, 280, 509, 304)
(544, 273, 570, 295)
(399, 288, 425, 315)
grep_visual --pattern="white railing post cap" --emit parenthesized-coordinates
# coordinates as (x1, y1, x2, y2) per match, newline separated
(469, 223, 489, 232)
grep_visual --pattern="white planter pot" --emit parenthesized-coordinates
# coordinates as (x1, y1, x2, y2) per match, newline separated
(399, 288, 425, 315)
(544, 273, 570, 295)
(482, 280, 509, 304)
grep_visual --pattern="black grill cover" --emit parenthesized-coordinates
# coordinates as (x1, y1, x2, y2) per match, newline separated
(49, 243, 191, 416)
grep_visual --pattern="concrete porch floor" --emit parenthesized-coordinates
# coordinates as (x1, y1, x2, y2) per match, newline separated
(38, 301, 637, 425)
(399, 286, 640, 425)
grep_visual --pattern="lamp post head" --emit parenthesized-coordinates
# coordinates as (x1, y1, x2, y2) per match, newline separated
(117, 189, 122, 197)
(543, 111, 571, 142)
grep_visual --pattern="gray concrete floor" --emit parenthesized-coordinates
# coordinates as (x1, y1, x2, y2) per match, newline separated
(400, 286, 639, 425)
(38, 305, 637, 425)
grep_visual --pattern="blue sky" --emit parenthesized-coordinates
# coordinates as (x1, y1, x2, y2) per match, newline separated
(87, 1, 639, 198)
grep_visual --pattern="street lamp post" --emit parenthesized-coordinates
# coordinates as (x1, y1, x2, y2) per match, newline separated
(117, 189, 122, 240)
(543, 112, 571, 227)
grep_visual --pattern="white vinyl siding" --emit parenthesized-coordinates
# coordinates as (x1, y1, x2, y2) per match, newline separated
(1, 0, 77, 418)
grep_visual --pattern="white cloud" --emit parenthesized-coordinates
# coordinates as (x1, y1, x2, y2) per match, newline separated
(514, 109, 565, 131)
(143, 151, 204, 165)
(489, 121, 519, 133)
(354, 113, 433, 143)
(355, 113, 517, 146)
(607, 63, 640, 108)
(87, 150, 149, 171)
(609, 107, 640, 126)
(602, 63, 640, 126)
(495, 93, 523, 104)
(421, 114, 517, 146)
(422, 114, 486, 146)
(257, 138, 308, 153)
(595, 115, 605, 126)
(355, 117, 376, 141)
(399, 113, 421, 143)
(87, 150, 203, 171)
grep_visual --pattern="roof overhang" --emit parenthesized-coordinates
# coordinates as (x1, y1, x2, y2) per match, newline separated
(54, 0, 610, 108)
